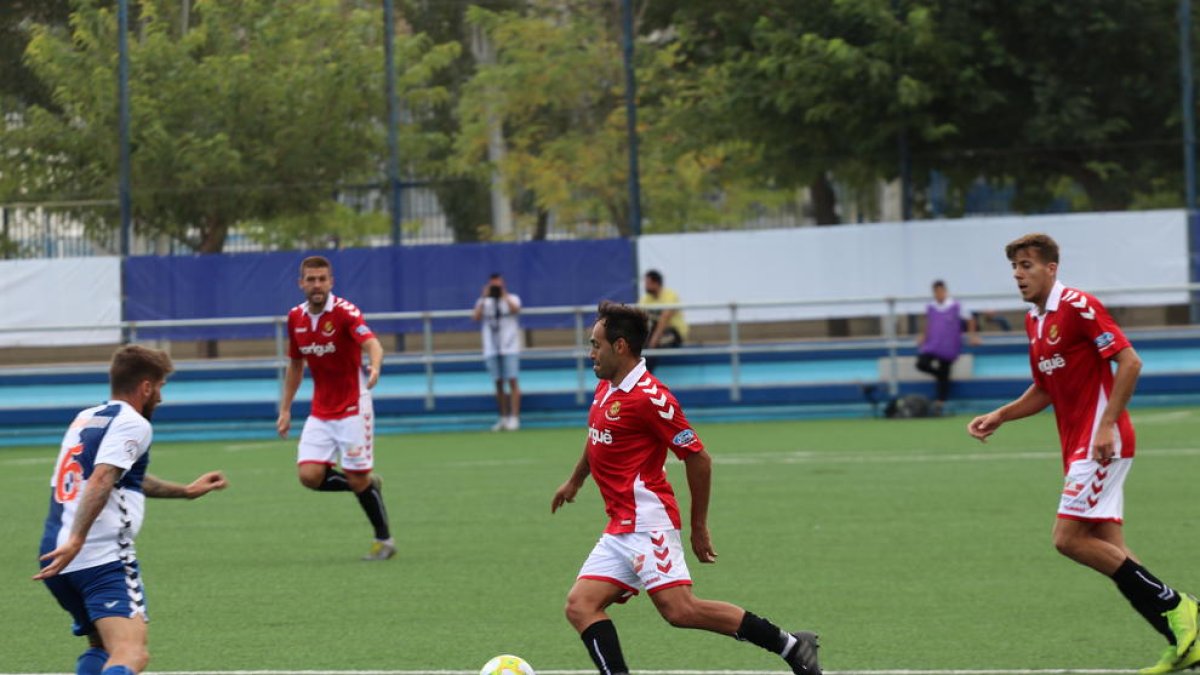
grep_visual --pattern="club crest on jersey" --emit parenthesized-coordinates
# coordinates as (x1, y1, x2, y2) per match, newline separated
(321, 320, 336, 337)
(605, 401, 622, 421)
(1095, 332, 1115, 349)
(1047, 324, 1061, 345)
(672, 429, 697, 446)
(1038, 353, 1066, 375)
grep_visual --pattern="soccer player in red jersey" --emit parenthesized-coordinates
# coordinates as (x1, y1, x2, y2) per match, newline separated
(276, 256, 393, 560)
(551, 301, 821, 675)
(968, 233, 1199, 673)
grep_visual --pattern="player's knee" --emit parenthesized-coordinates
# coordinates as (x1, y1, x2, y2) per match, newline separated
(1052, 530, 1081, 559)
(298, 472, 322, 490)
(563, 593, 601, 629)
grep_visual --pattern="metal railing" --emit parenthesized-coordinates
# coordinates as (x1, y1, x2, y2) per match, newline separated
(3, 284, 1199, 410)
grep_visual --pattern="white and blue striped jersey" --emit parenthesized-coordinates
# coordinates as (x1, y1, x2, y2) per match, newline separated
(39, 401, 152, 575)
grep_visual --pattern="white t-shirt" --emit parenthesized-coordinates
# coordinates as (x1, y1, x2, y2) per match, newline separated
(476, 293, 522, 356)
(41, 400, 152, 574)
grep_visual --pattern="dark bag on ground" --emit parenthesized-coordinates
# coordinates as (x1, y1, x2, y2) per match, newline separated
(884, 394, 932, 419)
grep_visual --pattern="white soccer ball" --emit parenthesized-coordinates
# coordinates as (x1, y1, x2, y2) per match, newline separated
(480, 654, 535, 675)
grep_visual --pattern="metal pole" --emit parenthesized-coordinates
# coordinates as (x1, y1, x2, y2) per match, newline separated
(729, 303, 741, 403)
(620, 0, 643, 238)
(574, 307, 587, 405)
(384, 0, 403, 245)
(1180, 0, 1200, 323)
(274, 316, 286, 414)
(894, 0, 912, 221)
(422, 313, 435, 410)
(118, 0, 132, 256)
(1183, 0, 1197, 212)
(885, 298, 900, 396)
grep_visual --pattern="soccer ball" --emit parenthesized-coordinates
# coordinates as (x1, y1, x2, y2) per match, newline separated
(480, 654, 535, 675)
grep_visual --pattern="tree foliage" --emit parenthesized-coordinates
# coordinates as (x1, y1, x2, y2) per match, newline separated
(1, 0, 458, 252)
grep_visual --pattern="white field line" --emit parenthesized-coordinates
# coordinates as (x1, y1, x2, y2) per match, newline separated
(0, 670, 1146, 675)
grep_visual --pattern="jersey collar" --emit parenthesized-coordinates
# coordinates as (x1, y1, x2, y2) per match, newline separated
(1030, 280, 1066, 317)
(614, 358, 649, 392)
(306, 293, 335, 318)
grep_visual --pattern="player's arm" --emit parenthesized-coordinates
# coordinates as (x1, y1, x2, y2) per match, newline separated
(33, 463, 119, 580)
(276, 357, 304, 438)
(650, 308, 676, 347)
(1092, 346, 1142, 460)
(142, 471, 229, 499)
(472, 295, 485, 322)
(363, 336, 383, 389)
(683, 449, 717, 563)
(967, 382, 1052, 442)
(551, 448, 591, 513)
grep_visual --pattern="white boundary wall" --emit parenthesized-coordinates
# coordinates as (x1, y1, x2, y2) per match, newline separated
(0, 257, 122, 346)
(638, 210, 1190, 323)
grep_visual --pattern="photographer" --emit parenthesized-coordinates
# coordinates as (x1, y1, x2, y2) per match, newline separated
(472, 273, 523, 431)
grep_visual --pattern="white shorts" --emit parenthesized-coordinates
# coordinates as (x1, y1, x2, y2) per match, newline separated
(577, 530, 693, 602)
(297, 396, 375, 473)
(1057, 458, 1130, 523)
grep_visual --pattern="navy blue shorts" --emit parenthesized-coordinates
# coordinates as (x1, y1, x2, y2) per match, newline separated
(43, 559, 148, 636)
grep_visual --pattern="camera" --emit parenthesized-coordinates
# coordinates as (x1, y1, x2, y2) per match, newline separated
(488, 284, 503, 299)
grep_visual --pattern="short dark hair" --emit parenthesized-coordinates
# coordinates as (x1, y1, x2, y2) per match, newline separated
(110, 345, 174, 396)
(597, 301, 649, 357)
(489, 273, 502, 280)
(932, 279, 946, 290)
(299, 255, 332, 276)
(645, 270, 663, 285)
(1005, 233, 1060, 264)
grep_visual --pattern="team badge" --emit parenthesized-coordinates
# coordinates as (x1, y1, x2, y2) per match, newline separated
(321, 320, 336, 337)
(605, 401, 621, 421)
(1047, 324, 1061, 345)
(672, 429, 697, 446)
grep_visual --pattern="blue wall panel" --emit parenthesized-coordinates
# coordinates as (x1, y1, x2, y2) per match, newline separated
(124, 240, 634, 339)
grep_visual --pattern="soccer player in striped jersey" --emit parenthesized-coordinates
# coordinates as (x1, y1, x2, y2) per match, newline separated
(968, 233, 1199, 674)
(35, 345, 227, 675)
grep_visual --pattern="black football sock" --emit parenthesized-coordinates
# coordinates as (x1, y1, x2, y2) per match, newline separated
(354, 479, 391, 540)
(736, 610, 794, 655)
(580, 619, 629, 675)
(1112, 557, 1178, 642)
(316, 466, 351, 492)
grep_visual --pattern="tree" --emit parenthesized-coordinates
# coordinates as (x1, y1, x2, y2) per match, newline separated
(455, 2, 792, 236)
(1, 0, 459, 252)
(648, 0, 1190, 218)
(402, 0, 525, 243)
(0, 0, 70, 114)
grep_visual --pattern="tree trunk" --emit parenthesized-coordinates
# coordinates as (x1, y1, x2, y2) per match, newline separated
(197, 218, 228, 254)
(533, 208, 550, 241)
(434, 180, 492, 243)
(810, 173, 841, 225)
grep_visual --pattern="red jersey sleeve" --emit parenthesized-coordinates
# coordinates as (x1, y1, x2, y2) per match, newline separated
(1066, 291, 1131, 360)
(337, 299, 376, 344)
(643, 385, 705, 460)
(286, 310, 302, 359)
